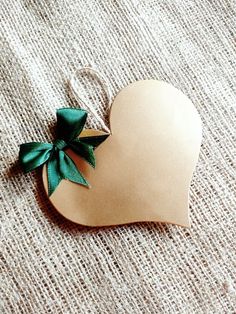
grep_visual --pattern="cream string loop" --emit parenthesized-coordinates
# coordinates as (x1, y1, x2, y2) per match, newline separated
(69, 66, 111, 133)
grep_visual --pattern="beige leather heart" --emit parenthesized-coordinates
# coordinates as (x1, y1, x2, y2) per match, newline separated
(43, 80, 202, 227)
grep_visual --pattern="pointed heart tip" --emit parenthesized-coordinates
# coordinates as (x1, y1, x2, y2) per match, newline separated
(179, 216, 191, 228)
(182, 221, 191, 228)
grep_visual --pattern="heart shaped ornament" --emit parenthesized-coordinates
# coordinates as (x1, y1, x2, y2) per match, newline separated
(43, 80, 202, 227)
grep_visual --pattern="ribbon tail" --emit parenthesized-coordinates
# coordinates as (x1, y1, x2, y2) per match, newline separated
(69, 139, 96, 168)
(59, 150, 89, 187)
(47, 151, 62, 196)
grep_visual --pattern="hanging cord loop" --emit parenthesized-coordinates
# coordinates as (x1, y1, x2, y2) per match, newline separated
(69, 66, 112, 133)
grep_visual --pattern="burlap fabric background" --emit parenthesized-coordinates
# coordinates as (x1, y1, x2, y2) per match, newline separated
(1, 0, 236, 313)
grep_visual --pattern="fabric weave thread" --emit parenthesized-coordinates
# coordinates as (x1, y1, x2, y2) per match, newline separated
(1, 0, 236, 313)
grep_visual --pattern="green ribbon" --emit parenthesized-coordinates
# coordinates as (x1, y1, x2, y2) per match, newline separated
(19, 108, 109, 196)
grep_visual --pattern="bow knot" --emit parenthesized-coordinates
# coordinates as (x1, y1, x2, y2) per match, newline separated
(19, 108, 109, 196)
(53, 139, 67, 150)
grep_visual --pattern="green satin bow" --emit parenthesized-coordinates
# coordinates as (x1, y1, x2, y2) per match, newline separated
(19, 108, 109, 196)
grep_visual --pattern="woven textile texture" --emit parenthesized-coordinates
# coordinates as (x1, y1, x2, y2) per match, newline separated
(1, 0, 236, 313)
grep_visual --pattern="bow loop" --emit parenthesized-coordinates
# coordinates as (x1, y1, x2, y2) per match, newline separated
(56, 108, 87, 142)
(19, 142, 53, 173)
